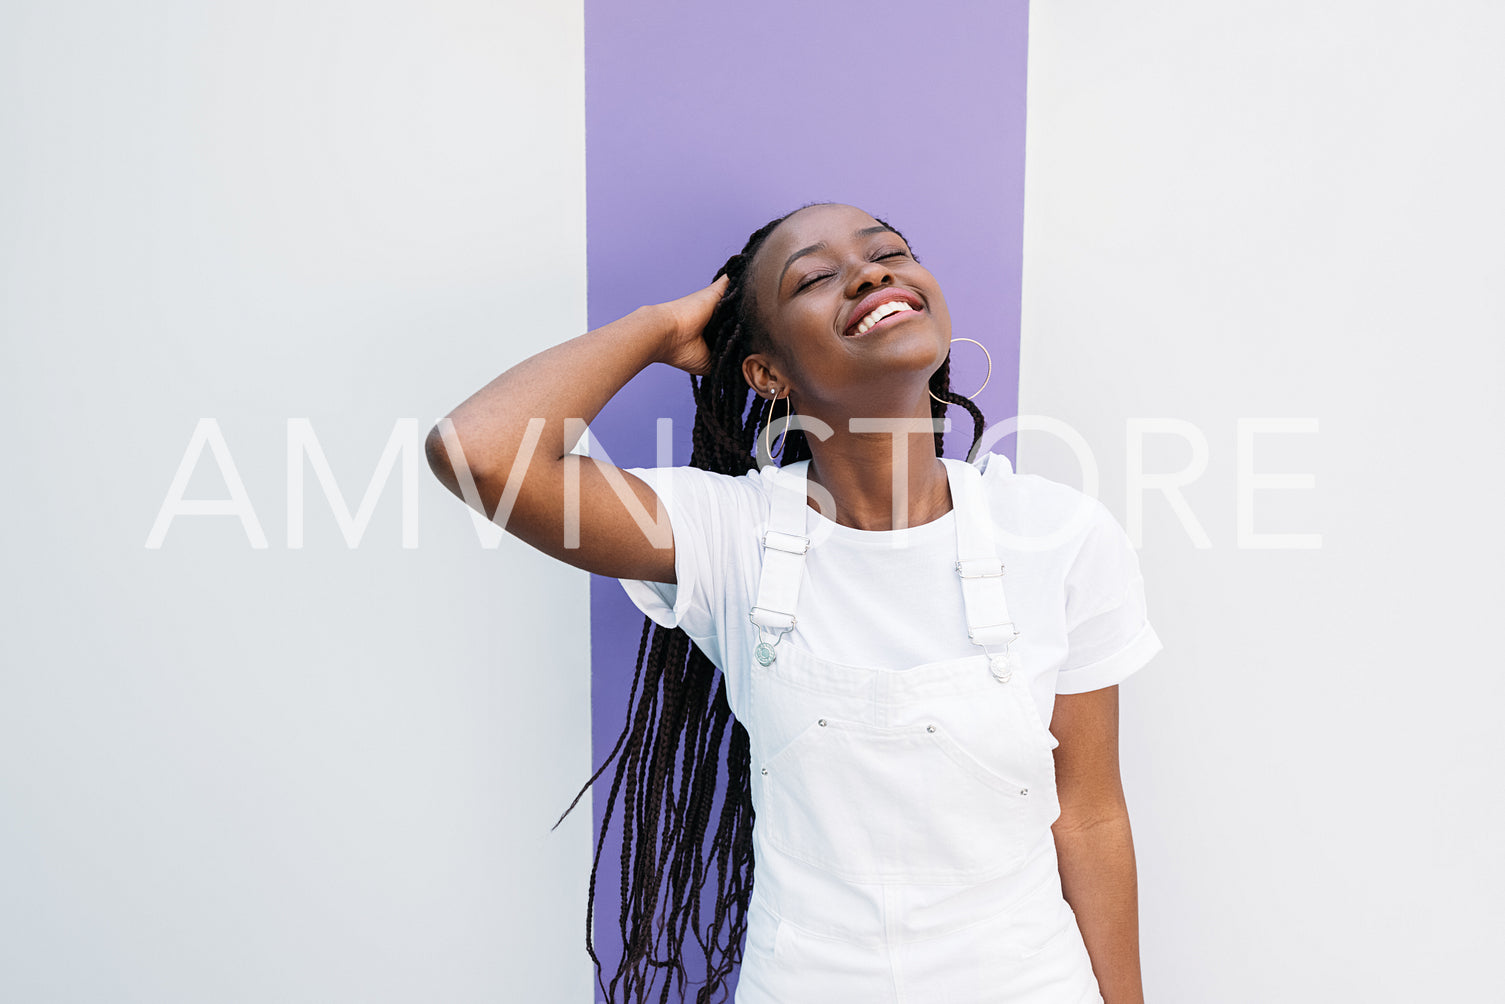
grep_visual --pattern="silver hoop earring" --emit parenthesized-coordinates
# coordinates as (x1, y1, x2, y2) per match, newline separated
(763, 390, 789, 464)
(928, 337, 993, 403)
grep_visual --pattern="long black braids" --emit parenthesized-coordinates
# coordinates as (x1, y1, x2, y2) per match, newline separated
(553, 202, 991, 1003)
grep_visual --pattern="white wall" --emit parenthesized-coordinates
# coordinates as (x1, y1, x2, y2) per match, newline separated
(0, 2, 593, 1000)
(1019, 2, 1504, 1000)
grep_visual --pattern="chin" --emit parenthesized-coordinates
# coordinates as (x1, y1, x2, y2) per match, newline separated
(878, 335, 951, 379)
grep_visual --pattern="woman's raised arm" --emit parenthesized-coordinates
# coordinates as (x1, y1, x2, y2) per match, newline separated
(425, 275, 729, 583)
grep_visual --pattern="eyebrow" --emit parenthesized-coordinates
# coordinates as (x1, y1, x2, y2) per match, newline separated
(778, 225, 897, 289)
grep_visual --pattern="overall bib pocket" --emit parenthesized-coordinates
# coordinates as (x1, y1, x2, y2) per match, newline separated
(755, 716, 1052, 884)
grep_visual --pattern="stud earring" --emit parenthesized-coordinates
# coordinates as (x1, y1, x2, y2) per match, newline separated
(928, 337, 993, 403)
(762, 389, 789, 465)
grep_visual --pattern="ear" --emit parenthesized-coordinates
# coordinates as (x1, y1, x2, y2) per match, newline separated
(741, 352, 786, 399)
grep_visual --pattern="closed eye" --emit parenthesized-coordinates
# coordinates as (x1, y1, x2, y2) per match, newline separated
(795, 247, 911, 292)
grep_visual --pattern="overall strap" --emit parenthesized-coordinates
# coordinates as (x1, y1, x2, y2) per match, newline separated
(945, 458, 1023, 682)
(749, 460, 812, 664)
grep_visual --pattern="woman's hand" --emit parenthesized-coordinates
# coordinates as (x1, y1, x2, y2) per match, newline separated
(651, 273, 731, 376)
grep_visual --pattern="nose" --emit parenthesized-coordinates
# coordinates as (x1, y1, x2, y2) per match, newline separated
(844, 256, 896, 298)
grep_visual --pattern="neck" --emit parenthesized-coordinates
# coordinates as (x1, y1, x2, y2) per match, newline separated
(802, 408, 951, 531)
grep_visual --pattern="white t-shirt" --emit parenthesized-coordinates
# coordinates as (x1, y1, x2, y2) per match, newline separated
(617, 451, 1163, 728)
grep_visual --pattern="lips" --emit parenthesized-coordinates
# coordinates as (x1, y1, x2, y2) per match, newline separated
(843, 288, 925, 337)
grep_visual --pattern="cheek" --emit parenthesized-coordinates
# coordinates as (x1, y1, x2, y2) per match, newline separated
(927, 291, 953, 336)
(778, 305, 839, 359)
(920, 278, 949, 319)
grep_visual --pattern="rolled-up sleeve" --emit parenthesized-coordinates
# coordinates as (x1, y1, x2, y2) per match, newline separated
(1057, 497, 1164, 694)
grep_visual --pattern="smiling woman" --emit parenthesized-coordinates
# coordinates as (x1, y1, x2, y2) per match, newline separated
(426, 202, 1161, 1004)
(729, 205, 984, 487)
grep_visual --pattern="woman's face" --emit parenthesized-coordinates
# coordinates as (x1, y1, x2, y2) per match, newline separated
(742, 203, 952, 415)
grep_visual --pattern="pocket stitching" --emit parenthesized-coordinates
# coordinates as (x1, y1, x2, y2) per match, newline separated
(924, 726, 1036, 798)
(756, 719, 1041, 882)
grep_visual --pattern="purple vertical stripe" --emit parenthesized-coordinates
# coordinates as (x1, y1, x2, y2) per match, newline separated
(583, 2, 1031, 995)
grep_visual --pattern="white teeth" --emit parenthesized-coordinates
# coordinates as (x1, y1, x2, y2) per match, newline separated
(854, 299, 915, 334)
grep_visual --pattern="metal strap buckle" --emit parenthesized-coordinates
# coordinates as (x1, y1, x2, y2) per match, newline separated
(955, 558, 1005, 578)
(967, 622, 1020, 644)
(749, 607, 797, 629)
(762, 530, 810, 554)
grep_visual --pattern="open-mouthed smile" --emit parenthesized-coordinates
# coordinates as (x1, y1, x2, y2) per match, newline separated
(844, 290, 925, 337)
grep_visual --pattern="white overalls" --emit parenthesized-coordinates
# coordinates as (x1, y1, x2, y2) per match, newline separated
(734, 457, 1105, 1004)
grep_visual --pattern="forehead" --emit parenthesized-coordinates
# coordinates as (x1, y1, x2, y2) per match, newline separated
(763, 204, 884, 258)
